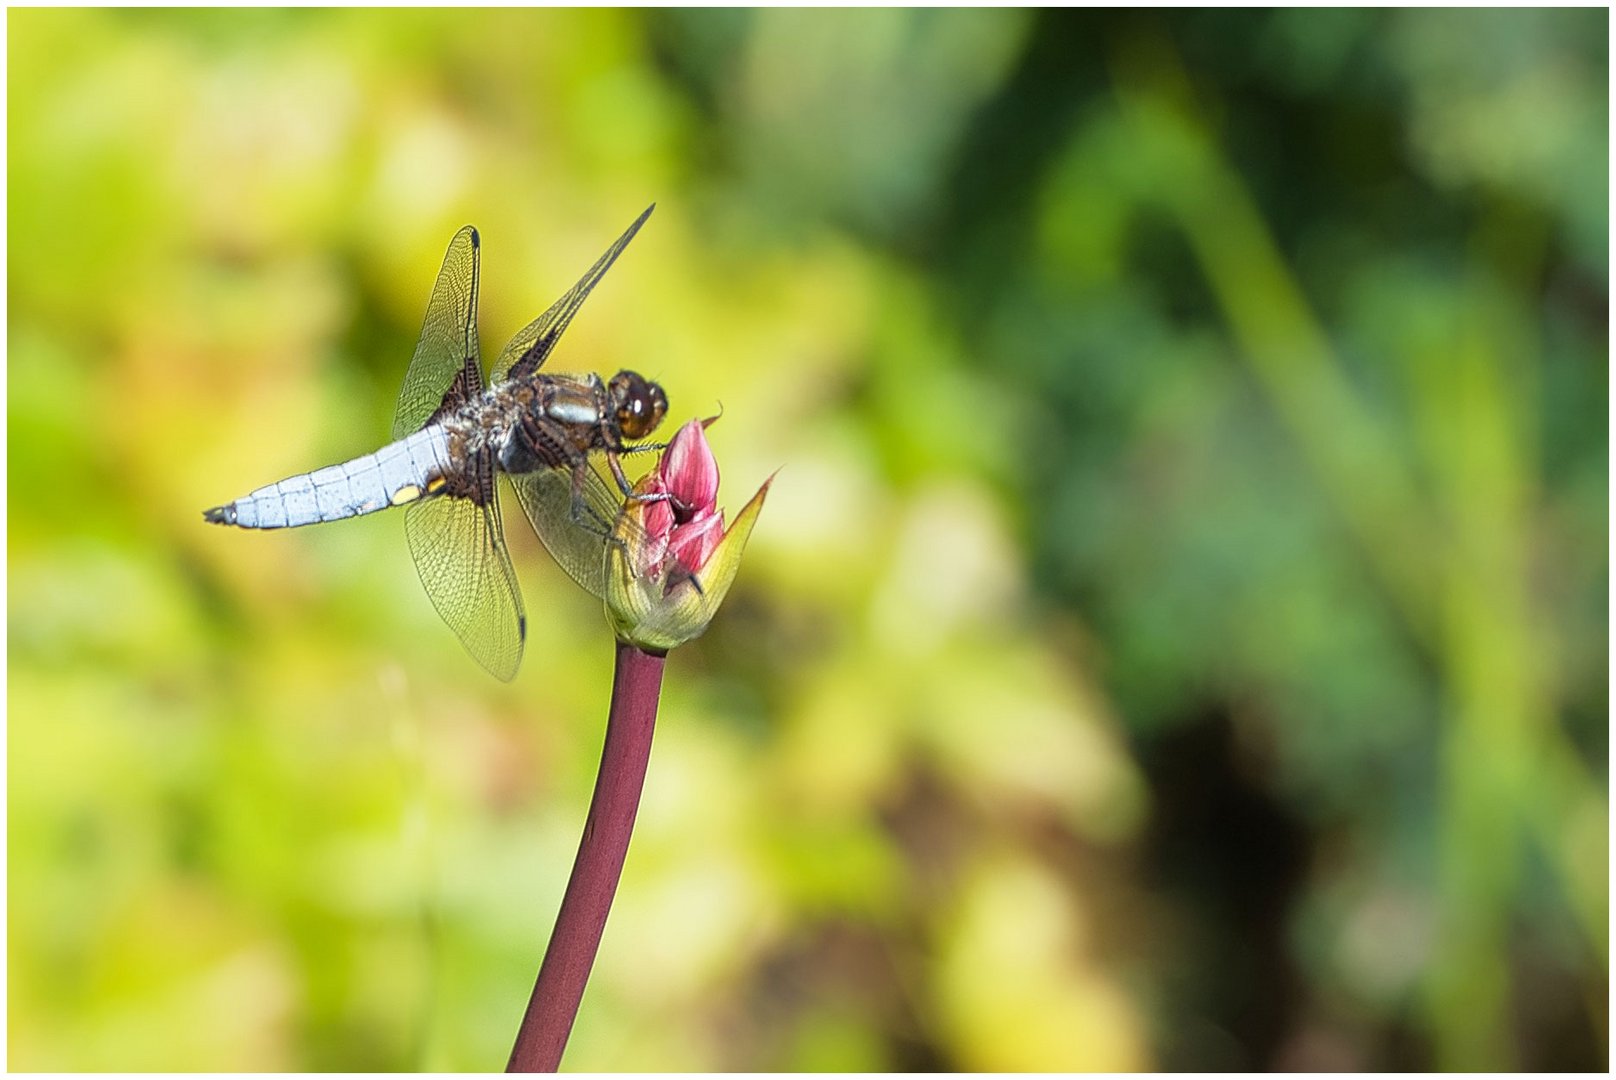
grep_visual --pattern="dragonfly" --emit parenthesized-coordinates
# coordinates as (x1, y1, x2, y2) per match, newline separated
(205, 206, 670, 680)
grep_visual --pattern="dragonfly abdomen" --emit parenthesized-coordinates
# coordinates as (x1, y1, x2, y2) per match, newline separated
(204, 425, 453, 529)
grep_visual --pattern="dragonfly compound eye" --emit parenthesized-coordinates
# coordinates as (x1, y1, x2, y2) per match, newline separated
(613, 371, 667, 441)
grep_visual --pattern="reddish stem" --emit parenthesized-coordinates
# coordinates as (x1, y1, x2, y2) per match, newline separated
(506, 641, 666, 1072)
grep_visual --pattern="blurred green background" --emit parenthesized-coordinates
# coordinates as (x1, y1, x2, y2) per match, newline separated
(8, 8, 1608, 1071)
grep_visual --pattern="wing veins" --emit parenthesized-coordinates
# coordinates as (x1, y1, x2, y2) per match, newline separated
(394, 226, 482, 439)
(492, 204, 655, 384)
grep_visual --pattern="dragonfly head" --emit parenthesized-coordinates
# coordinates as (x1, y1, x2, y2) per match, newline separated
(609, 369, 668, 441)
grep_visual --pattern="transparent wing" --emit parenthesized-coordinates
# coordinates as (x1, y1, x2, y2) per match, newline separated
(394, 226, 482, 439)
(508, 457, 649, 602)
(491, 205, 654, 385)
(403, 491, 525, 681)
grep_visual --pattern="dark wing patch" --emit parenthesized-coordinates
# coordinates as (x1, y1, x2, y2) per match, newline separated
(491, 204, 654, 385)
(427, 354, 483, 428)
(394, 226, 482, 440)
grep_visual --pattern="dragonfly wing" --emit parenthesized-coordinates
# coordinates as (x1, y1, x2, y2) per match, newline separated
(492, 205, 654, 384)
(394, 226, 482, 440)
(404, 489, 525, 681)
(508, 457, 646, 602)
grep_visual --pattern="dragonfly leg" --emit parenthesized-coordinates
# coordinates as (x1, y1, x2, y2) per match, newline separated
(566, 463, 616, 539)
(606, 450, 683, 513)
(559, 458, 665, 547)
(571, 457, 708, 596)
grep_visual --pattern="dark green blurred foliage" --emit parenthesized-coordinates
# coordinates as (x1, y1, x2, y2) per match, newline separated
(8, 8, 1607, 1071)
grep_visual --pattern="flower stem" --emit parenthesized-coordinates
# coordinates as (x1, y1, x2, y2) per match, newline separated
(506, 641, 666, 1072)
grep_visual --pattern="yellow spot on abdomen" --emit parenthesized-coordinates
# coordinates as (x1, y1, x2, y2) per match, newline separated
(425, 476, 448, 495)
(391, 484, 423, 506)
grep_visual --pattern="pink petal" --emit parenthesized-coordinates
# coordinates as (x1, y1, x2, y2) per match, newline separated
(658, 419, 720, 512)
(640, 480, 676, 540)
(667, 509, 725, 576)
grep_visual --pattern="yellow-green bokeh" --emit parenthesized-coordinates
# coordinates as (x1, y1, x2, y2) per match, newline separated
(9, 8, 1606, 1071)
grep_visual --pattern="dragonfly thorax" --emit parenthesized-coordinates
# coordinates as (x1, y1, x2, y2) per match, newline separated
(437, 373, 617, 480)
